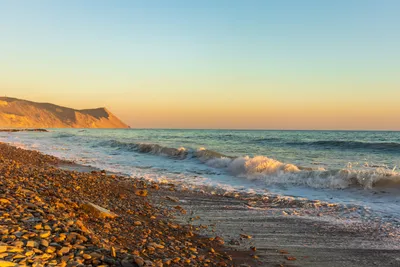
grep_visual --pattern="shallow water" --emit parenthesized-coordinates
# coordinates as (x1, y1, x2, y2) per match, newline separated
(1, 129, 400, 225)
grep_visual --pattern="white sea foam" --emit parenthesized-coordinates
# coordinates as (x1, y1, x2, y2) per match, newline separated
(206, 155, 299, 175)
(202, 154, 400, 189)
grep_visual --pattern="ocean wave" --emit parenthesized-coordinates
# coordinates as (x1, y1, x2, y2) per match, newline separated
(194, 147, 233, 161)
(100, 140, 235, 161)
(203, 155, 400, 189)
(100, 140, 188, 159)
(99, 140, 400, 189)
(288, 140, 400, 152)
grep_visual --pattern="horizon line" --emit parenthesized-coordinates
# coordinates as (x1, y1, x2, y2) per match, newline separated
(52, 127, 400, 132)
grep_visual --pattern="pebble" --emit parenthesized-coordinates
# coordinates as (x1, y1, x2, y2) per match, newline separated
(39, 231, 51, 239)
(0, 260, 17, 267)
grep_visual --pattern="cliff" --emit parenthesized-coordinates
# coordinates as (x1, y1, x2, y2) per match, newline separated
(0, 97, 129, 128)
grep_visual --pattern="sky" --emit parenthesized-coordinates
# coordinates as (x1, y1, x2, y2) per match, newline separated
(1, 0, 399, 130)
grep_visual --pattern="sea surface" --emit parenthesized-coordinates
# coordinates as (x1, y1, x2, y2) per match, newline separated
(1, 129, 400, 226)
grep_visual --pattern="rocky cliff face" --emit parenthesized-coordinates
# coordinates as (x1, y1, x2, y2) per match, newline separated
(0, 97, 129, 128)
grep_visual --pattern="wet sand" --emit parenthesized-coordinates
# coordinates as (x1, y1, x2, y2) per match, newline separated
(153, 189, 400, 267)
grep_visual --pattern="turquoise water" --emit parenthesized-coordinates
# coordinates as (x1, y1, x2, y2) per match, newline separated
(1, 129, 400, 223)
(20, 129, 400, 168)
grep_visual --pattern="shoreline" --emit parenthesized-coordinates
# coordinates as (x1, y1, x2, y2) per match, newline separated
(0, 142, 250, 266)
(1, 142, 400, 266)
(0, 129, 48, 132)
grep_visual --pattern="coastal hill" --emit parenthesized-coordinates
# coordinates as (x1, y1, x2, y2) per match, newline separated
(0, 97, 129, 128)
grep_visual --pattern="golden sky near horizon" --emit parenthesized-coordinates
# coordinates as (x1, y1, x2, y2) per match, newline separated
(2, 1, 400, 130)
(4, 80, 400, 130)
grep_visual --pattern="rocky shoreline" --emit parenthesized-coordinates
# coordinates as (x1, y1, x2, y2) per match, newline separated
(2, 142, 399, 267)
(0, 143, 246, 266)
(0, 129, 48, 133)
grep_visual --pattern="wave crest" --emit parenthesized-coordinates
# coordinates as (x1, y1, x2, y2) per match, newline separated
(206, 156, 299, 176)
(194, 148, 232, 161)
(202, 155, 400, 189)
(101, 140, 188, 159)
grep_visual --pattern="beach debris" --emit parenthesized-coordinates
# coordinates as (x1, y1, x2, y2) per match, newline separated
(81, 202, 118, 219)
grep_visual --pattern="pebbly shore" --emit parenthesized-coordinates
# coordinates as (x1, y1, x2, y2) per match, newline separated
(2, 141, 399, 267)
(0, 143, 245, 267)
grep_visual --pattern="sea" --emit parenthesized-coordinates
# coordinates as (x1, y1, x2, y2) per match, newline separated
(1, 129, 400, 228)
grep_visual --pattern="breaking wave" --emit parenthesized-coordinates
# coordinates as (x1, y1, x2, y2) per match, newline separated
(100, 140, 188, 159)
(288, 140, 400, 152)
(203, 155, 400, 189)
(99, 140, 400, 190)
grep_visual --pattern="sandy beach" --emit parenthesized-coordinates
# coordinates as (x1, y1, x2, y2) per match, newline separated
(1, 142, 399, 266)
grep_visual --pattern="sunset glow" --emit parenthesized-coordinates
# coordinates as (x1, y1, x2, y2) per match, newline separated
(1, 1, 399, 130)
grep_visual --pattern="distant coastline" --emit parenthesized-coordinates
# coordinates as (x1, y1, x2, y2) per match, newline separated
(0, 128, 48, 132)
(0, 97, 129, 129)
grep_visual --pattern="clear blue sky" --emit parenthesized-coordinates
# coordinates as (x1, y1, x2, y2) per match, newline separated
(1, 0, 399, 129)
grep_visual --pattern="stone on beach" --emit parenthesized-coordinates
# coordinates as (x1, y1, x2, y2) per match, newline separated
(134, 189, 148, 197)
(0, 260, 17, 267)
(81, 202, 118, 219)
(165, 196, 179, 203)
(0, 199, 10, 205)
